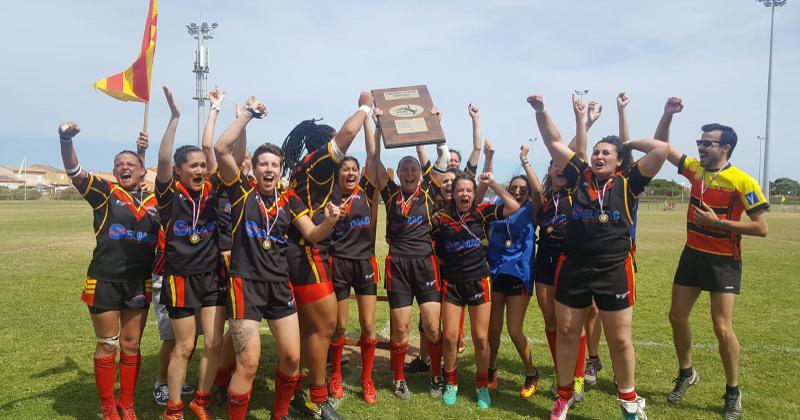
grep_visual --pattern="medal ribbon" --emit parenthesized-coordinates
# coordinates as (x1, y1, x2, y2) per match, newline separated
(397, 186, 421, 217)
(700, 162, 731, 204)
(593, 178, 611, 215)
(340, 185, 361, 216)
(255, 188, 280, 241)
(457, 211, 481, 243)
(175, 180, 209, 235)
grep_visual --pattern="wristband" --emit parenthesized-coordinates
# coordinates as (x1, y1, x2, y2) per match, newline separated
(210, 103, 221, 111)
(60, 137, 73, 143)
(434, 143, 450, 173)
(66, 164, 82, 178)
(246, 108, 264, 119)
(358, 105, 372, 115)
(534, 106, 546, 114)
(521, 160, 530, 167)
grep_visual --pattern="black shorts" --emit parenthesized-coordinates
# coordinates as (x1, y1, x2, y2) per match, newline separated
(385, 254, 442, 309)
(228, 277, 297, 321)
(554, 254, 636, 311)
(160, 271, 227, 317)
(82, 277, 152, 312)
(534, 250, 560, 286)
(443, 277, 491, 307)
(491, 274, 528, 296)
(331, 256, 379, 301)
(674, 246, 742, 294)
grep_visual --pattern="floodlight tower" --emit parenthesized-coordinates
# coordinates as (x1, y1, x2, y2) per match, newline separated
(756, 0, 786, 199)
(574, 89, 589, 104)
(186, 22, 218, 146)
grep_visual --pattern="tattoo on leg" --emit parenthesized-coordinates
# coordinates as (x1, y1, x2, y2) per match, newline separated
(230, 322, 254, 354)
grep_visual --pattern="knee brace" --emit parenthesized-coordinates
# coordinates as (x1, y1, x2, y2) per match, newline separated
(96, 334, 120, 349)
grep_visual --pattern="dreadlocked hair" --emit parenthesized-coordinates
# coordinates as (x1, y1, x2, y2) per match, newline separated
(281, 119, 336, 178)
(596, 135, 633, 172)
(174, 145, 203, 167)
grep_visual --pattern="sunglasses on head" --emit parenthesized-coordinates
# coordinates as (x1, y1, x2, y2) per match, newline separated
(696, 140, 722, 148)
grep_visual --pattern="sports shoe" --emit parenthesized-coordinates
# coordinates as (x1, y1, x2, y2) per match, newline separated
(188, 399, 212, 420)
(100, 401, 121, 420)
(443, 383, 458, 406)
(520, 373, 539, 399)
(572, 376, 585, 404)
(161, 409, 183, 420)
(723, 392, 742, 420)
(620, 396, 648, 420)
(181, 383, 195, 395)
(116, 400, 137, 420)
(487, 369, 498, 391)
(584, 357, 602, 386)
(430, 375, 445, 398)
(361, 379, 377, 405)
(290, 392, 320, 417)
(318, 399, 343, 420)
(550, 396, 572, 420)
(667, 369, 699, 404)
(328, 372, 344, 399)
(153, 382, 169, 406)
(404, 356, 430, 374)
(476, 386, 491, 409)
(393, 379, 411, 400)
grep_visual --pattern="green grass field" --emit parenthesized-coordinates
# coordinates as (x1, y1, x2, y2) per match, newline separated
(0, 201, 798, 419)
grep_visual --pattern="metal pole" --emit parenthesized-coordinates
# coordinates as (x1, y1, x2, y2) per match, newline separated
(756, 135, 764, 185)
(762, 1, 780, 199)
(197, 31, 204, 146)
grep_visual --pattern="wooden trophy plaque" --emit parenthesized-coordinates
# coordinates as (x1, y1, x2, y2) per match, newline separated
(372, 84, 446, 149)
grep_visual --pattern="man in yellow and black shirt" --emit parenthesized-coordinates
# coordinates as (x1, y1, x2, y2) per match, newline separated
(655, 97, 768, 420)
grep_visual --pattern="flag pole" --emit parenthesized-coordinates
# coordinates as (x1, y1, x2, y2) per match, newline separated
(139, 102, 149, 167)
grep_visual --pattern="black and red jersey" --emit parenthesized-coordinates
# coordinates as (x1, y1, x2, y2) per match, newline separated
(288, 140, 342, 254)
(155, 174, 220, 275)
(75, 174, 160, 282)
(536, 191, 572, 254)
(330, 177, 376, 259)
(561, 153, 651, 262)
(217, 190, 233, 252)
(433, 202, 504, 282)
(224, 172, 308, 282)
(380, 164, 441, 257)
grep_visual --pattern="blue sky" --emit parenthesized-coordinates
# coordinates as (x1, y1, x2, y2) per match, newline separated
(2, 0, 798, 184)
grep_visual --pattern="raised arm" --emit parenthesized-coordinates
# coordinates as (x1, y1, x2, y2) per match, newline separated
(202, 86, 225, 174)
(625, 139, 669, 178)
(467, 104, 482, 169)
(415, 145, 430, 169)
(156, 86, 180, 183)
(365, 108, 389, 189)
(654, 96, 685, 167)
(527, 93, 573, 170)
(617, 92, 631, 143)
(293, 201, 341, 244)
(479, 172, 520, 217)
(214, 99, 266, 183)
(519, 143, 544, 209)
(232, 101, 249, 167)
(567, 100, 601, 158)
(333, 91, 373, 155)
(136, 131, 148, 166)
(57, 122, 89, 185)
(571, 94, 588, 162)
(474, 140, 494, 203)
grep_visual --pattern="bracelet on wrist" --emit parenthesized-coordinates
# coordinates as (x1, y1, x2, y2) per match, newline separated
(60, 137, 73, 143)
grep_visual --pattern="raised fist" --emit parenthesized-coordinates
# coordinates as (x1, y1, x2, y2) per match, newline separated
(358, 91, 374, 107)
(58, 121, 80, 140)
(137, 132, 148, 151)
(246, 99, 268, 119)
(527, 94, 545, 112)
(325, 201, 341, 222)
(617, 91, 630, 109)
(468, 103, 479, 119)
(478, 172, 494, 185)
(519, 144, 529, 161)
(209, 86, 226, 109)
(664, 97, 684, 115)
(483, 139, 495, 157)
(587, 101, 603, 123)
(572, 94, 586, 116)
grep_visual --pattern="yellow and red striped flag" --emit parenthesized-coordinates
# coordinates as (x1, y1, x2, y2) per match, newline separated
(93, 0, 158, 103)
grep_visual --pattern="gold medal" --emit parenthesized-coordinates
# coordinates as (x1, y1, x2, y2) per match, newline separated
(545, 226, 554, 235)
(480, 238, 489, 247)
(262, 239, 272, 251)
(504, 239, 513, 249)
(189, 233, 201, 245)
(598, 213, 609, 224)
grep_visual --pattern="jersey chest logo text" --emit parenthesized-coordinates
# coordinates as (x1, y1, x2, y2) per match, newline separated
(108, 223, 157, 245)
